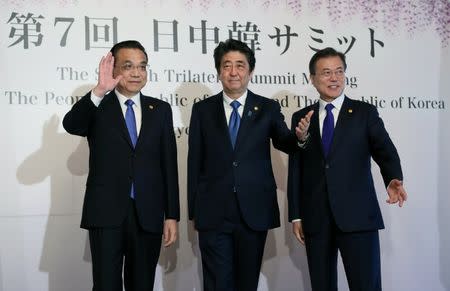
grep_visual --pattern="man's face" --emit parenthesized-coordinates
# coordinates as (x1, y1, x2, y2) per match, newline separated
(113, 48, 148, 97)
(311, 56, 346, 102)
(218, 51, 253, 99)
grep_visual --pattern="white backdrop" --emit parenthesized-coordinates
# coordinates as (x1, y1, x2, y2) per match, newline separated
(1, 0, 449, 290)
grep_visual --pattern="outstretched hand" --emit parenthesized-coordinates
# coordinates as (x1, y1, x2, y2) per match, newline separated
(295, 110, 314, 142)
(386, 179, 407, 207)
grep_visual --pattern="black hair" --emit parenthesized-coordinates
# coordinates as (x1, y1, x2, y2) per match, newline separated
(309, 47, 346, 75)
(110, 40, 148, 62)
(213, 39, 255, 73)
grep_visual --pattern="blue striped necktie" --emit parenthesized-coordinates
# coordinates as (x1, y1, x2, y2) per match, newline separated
(229, 100, 241, 148)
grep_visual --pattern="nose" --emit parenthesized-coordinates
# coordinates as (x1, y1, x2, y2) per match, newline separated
(230, 65, 238, 75)
(329, 72, 339, 81)
(130, 66, 141, 76)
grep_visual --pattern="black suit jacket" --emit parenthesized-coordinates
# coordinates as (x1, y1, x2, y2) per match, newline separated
(63, 91, 179, 233)
(288, 96, 403, 234)
(188, 90, 298, 231)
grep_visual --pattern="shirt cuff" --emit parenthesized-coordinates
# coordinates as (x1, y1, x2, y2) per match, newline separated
(297, 132, 310, 148)
(90, 91, 103, 107)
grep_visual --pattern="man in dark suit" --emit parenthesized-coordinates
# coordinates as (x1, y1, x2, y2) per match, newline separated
(288, 47, 408, 291)
(188, 39, 302, 291)
(63, 40, 180, 291)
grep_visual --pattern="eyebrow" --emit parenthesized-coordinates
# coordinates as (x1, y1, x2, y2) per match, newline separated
(321, 66, 344, 71)
(222, 60, 246, 65)
(122, 60, 148, 64)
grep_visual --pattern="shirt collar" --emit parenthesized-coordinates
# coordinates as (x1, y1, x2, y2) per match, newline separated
(319, 92, 345, 112)
(115, 89, 141, 108)
(223, 90, 247, 107)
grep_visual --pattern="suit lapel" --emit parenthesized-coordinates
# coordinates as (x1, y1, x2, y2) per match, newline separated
(208, 93, 234, 152)
(309, 102, 323, 156)
(105, 92, 135, 149)
(234, 91, 258, 150)
(135, 94, 158, 151)
(212, 93, 230, 138)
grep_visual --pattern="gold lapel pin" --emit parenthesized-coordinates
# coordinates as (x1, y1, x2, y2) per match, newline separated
(149, 105, 154, 110)
(254, 106, 259, 111)
(348, 109, 353, 113)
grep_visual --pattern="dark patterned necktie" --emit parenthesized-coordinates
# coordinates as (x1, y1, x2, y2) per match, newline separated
(229, 100, 241, 148)
(322, 103, 334, 157)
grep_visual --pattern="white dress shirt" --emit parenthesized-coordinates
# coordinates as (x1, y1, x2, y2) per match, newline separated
(318, 92, 345, 136)
(91, 89, 142, 135)
(222, 90, 247, 124)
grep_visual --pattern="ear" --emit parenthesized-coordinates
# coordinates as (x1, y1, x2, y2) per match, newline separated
(310, 74, 316, 87)
(218, 69, 224, 82)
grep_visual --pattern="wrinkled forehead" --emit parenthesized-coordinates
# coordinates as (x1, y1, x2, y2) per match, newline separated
(315, 56, 344, 71)
(115, 48, 148, 64)
(221, 51, 249, 65)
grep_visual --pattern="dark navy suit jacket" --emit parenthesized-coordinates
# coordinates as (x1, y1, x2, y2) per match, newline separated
(288, 96, 403, 234)
(63, 91, 180, 233)
(188, 90, 298, 231)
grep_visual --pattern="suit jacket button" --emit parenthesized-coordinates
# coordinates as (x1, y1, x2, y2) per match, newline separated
(233, 161, 238, 167)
